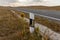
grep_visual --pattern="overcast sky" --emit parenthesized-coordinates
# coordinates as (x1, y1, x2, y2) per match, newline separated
(0, 0, 60, 6)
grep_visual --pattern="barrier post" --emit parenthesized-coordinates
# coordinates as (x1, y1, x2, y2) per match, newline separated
(29, 13, 35, 33)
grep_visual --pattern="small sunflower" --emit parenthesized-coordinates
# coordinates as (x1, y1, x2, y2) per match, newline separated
(20, 13, 25, 18)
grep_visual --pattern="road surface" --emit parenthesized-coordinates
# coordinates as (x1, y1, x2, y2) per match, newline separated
(11, 8, 60, 21)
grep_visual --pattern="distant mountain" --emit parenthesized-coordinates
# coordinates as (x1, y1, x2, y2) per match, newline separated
(19, 6, 60, 11)
(0, 5, 60, 11)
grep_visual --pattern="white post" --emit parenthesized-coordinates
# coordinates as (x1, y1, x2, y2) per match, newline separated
(30, 13, 34, 20)
(29, 13, 35, 33)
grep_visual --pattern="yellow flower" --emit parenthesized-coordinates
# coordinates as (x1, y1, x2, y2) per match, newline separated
(20, 13, 25, 18)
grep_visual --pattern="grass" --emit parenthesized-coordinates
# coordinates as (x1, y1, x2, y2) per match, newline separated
(35, 16, 60, 33)
(0, 7, 42, 40)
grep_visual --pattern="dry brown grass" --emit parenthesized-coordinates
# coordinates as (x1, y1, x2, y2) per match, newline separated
(0, 7, 42, 40)
(35, 16, 60, 33)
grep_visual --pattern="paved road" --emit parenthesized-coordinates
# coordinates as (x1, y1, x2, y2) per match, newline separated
(12, 7, 60, 21)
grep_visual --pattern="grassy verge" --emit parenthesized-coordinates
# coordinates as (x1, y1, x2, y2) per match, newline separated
(0, 7, 42, 40)
(35, 16, 60, 33)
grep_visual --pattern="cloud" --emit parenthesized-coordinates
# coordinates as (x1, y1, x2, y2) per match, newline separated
(0, 0, 60, 7)
(0, 0, 17, 6)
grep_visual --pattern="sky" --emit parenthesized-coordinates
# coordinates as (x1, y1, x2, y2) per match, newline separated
(0, 0, 60, 7)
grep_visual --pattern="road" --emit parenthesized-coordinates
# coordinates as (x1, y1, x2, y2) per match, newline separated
(12, 7, 60, 21)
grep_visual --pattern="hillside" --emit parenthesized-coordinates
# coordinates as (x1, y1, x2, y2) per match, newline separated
(19, 6, 60, 11)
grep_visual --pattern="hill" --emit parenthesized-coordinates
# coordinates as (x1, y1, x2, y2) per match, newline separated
(19, 6, 60, 11)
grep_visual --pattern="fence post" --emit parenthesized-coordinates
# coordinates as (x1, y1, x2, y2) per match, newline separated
(29, 13, 35, 33)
